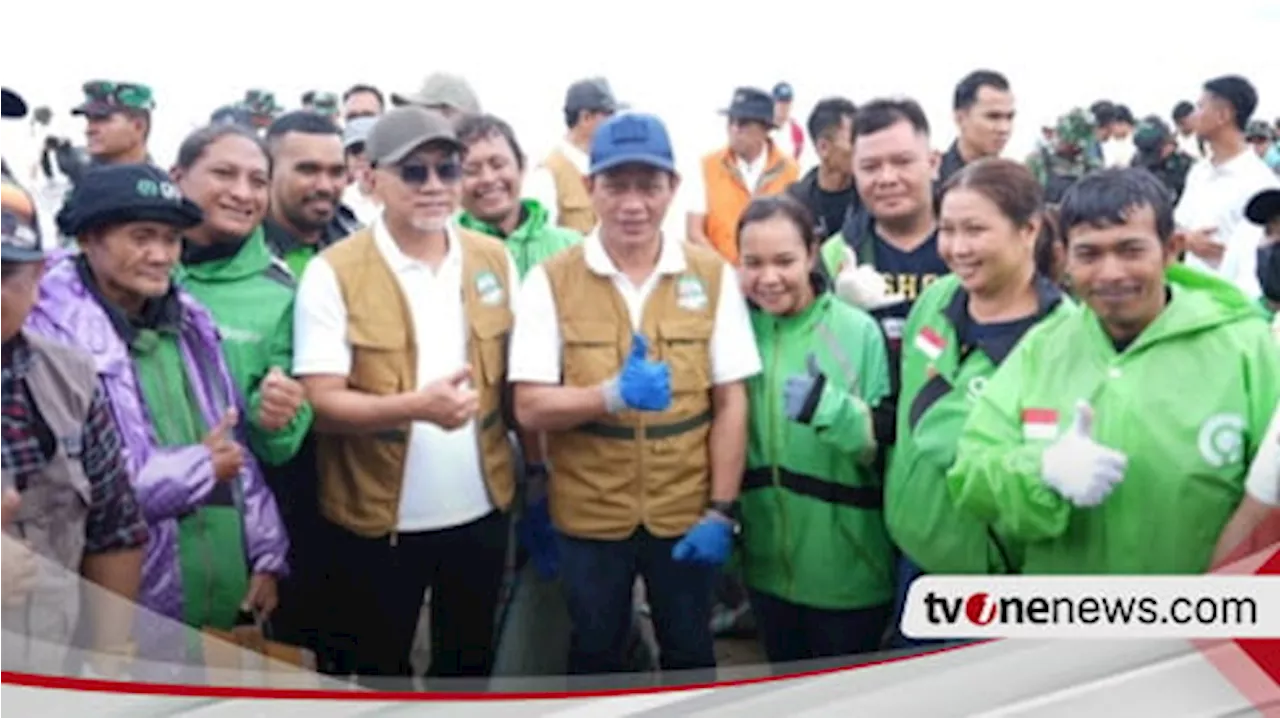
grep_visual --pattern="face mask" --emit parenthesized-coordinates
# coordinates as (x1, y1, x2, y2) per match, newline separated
(1257, 243, 1280, 302)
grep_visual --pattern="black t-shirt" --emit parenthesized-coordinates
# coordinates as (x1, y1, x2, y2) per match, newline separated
(814, 185, 857, 241)
(959, 315, 1042, 351)
(872, 232, 950, 321)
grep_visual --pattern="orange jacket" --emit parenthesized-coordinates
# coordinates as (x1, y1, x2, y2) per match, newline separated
(699, 143, 798, 263)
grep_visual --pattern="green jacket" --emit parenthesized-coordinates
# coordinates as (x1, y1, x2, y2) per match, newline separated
(458, 199, 581, 278)
(947, 265, 1280, 574)
(175, 227, 313, 466)
(740, 290, 895, 610)
(886, 274, 1073, 575)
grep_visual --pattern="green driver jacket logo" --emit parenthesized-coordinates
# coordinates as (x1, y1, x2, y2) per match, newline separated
(1198, 413, 1246, 468)
(965, 376, 988, 405)
(135, 178, 183, 202)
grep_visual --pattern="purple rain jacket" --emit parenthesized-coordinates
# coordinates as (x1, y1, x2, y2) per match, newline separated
(24, 251, 289, 626)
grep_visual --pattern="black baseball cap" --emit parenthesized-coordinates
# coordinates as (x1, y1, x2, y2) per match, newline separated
(1246, 189, 1280, 226)
(2, 180, 43, 263)
(2, 88, 27, 119)
(57, 164, 203, 237)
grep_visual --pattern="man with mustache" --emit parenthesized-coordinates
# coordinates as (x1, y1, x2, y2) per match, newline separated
(262, 112, 362, 278)
(948, 168, 1280, 574)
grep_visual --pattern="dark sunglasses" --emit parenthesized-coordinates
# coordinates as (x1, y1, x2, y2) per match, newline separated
(394, 160, 462, 186)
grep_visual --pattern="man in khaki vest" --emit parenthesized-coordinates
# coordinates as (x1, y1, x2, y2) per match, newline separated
(526, 78, 623, 236)
(294, 106, 520, 682)
(1, 179, 146, 678)
(509, 112, 761, 679)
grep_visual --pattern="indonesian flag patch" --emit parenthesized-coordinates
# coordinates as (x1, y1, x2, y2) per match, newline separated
(1021, 408, 1060, 441)
(915, 326, 946, 361)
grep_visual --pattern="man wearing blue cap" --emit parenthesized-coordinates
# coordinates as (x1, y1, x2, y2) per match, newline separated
(771, 82, 805, 163)
(509, 112, 760, 678)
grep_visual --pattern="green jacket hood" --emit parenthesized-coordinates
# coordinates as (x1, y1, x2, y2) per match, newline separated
(177, 226, 286, 284)
(459, 199, 554, 244)
(1100, 264, 1267, 353)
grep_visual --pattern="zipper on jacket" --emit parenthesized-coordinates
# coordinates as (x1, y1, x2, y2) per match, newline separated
(766, 320, 795, 596)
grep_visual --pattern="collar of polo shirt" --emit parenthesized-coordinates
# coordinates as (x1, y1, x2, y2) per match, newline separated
(372, 216, 462, 272)
(583, 231, 686, 278)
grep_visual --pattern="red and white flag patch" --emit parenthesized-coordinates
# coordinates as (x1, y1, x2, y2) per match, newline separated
(915, 326, 946, 361)
(1021, 408, 1060, 441)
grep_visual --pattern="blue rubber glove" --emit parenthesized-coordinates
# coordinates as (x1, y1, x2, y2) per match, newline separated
(671, 513, 734, 566)
(783, 353, 827, 424)
(606, 333, 672, 412)
(516, 465, 558, 579)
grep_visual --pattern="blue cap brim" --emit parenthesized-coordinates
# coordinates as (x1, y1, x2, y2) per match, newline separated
(588, 154, 677, 176)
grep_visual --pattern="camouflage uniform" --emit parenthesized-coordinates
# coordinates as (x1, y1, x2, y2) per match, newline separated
(1131, 117, 1195, 205)
(306, 91, 339, 119)
(1026, 108, 1103, 204)
(240, 89, 282, 130)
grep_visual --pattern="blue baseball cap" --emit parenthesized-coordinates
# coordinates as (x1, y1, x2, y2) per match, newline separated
(588, 112, 676, 176)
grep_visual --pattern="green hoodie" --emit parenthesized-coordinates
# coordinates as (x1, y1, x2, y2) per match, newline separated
(458, 199, 580, 278)
(947, 265, 1280, 574)
(886, 274, 1074, 575)
(175, 227, 313, 466)
(740, 290, 895, 610)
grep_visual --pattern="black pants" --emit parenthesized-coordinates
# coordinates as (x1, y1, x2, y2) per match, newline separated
(321, 510, 509, 680)
(748, 588, 890, 666)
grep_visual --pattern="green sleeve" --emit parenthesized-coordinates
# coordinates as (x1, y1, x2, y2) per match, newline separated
(246, 303, 313, 466)
(809, 316, 890, 459)
(820, 235, 846, 278)
(944, 340, 1071, 542)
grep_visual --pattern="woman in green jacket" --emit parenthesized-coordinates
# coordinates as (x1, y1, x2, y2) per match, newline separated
(884, 159, 1073, 644)
(171, 124, 312, 466)
(736, 195, 895, 664)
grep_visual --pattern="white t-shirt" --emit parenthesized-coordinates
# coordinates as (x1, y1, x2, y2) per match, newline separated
(508, 232, 761, 387)
(1177, 133, 1204, 160)
(1245, 403, 1280, 506)
(1176, 149, 1280, 299)
(1102, 136, 1136, 168)
(292, 219, 520, 532)
(526, 139, 591, 228)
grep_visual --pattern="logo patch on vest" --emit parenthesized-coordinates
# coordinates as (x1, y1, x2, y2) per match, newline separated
(676, 275, 708, 311)
(474, 270, 505, 306)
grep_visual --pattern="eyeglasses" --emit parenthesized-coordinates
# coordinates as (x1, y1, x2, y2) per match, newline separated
(394, 160, 462, 186)
(82, 81, 150, 109)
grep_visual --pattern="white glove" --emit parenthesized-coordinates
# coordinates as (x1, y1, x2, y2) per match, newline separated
(834, 248, 907, 311)
(1040, 401, 1128, 507)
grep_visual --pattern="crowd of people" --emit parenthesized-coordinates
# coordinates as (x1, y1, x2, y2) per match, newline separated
(2, 67, 1280, 689)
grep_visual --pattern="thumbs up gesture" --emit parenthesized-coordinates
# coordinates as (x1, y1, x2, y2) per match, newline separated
(605, 333, 672, 413)
(834, 247, 906, 311)
(257, 366, 305, 432)
(1040, 400, 1129, 507)
(782, 352, 830, 424)
(202, 408, 245, 482)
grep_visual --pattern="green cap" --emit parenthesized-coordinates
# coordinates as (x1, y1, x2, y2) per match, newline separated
(1055, 108, 1095, 153)
(309, 91, 339, 117)
(242, 89, 282, 118)
(72, 80, 155, 117)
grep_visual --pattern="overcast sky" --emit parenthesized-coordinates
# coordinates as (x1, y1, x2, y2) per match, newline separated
(3, 0, 1276, 196)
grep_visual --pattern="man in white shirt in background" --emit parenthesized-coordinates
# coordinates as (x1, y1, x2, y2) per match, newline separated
(771, 82, 805, 163)
(1177, 75, 1280, 299)
(1101, 104, 1137, 168)
(525, 78, 623, 237)
(1172, 100, 1204, 160)
(340, 116, 381, 225)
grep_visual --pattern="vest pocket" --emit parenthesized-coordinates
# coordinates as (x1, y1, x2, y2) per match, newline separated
(347, 322, 410, 394)
(561, 321, 619, 387)
(658, 318, 713, 393)
(472, 316, 512, 386)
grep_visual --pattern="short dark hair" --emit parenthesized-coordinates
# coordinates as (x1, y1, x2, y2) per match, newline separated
(736, 194, 819, 253)
(343, 84, 385, 109)
(1113, 104, 1135, 125)
(1204, 75, 1258, 131)
(1172, 101, 1195, 122)
(1035, 205, 1064, 279)
(953, 70, 1010, 111)
(806, 97, 857, 144)
(1090, 100, 1117, 125)
(455, 113, 527, 170)
(264, 111, 340, 156)
(1058, 168, 1175, 246)
(300, 90, 315, 106)
(853, 98, 930, 139)
(175, 123, 269, 172)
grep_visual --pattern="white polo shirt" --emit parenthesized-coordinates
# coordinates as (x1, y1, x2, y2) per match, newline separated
(293, 219, 520, 533)
(1176, 149, 1280, 299)
(509, 232, 761, 387)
